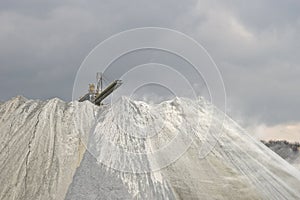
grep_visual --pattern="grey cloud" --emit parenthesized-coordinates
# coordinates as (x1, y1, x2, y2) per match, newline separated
(0, 0, 299, 126)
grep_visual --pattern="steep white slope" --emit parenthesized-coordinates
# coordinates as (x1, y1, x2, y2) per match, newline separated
(0, 96, 97, 200)
(69, 97, 300, 199)
(2, 96, 300, 200)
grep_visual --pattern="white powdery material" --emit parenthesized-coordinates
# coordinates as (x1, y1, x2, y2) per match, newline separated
(87, 96, 300, 199)
(2, 96, 300, 200)
(0, 96, 98, 200)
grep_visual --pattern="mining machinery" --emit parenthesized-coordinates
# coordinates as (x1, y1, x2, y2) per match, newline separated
(78, 72, 122, 106)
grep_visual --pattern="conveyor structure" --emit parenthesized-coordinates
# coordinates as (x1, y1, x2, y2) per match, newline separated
(79, 72, 122, 105)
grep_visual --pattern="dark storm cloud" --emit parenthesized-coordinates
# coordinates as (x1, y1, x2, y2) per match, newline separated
(0, 0, 299, 126)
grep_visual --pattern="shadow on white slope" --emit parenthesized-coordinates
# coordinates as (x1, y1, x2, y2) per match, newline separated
(1, 96, 300, 199)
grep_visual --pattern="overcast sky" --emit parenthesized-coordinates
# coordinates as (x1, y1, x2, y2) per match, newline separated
(0, 0, 299, 138)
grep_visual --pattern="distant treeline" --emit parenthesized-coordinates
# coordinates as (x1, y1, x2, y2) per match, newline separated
(261, 140, 300, 152)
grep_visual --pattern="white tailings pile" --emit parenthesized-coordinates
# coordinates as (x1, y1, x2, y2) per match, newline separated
(0, 96, 97, 200)
(1, 96, 300, 199)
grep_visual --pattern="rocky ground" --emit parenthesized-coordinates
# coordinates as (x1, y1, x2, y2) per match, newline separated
(262, 140, 300, 170)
